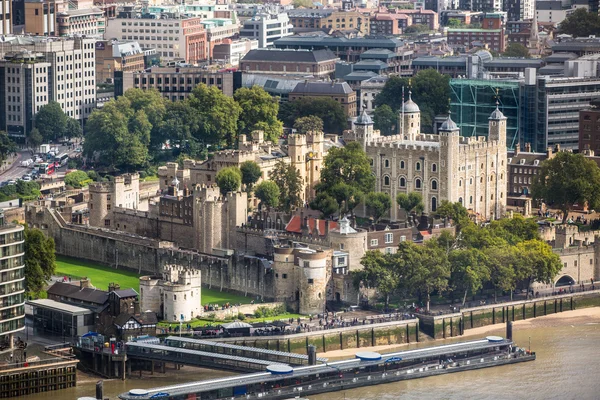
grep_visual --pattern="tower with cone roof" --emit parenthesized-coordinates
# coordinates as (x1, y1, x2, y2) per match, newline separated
(398, 91, 421, 141)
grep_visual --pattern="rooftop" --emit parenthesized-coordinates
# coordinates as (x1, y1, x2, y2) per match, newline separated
(241, 48, 338, 63)
(291, 80, 354, 95)
(47, 281, 109, 305)
(27, 299, 95, 315)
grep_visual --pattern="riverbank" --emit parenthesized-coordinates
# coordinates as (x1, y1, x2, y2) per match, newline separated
(319, 306, 600, 358)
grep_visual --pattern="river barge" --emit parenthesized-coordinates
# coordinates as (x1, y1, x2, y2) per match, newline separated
(118, 336, 535, 400)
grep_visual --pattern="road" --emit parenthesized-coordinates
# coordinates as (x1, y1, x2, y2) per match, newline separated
(0, 144, 77, 183)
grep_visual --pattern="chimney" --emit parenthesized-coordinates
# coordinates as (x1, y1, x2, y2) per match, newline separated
(547, 146, 553, 159)
(514, 143, 520, 155)
(324, 220, 330, 237)
(80, 278, 91, 289)
(525, 143, 531, 152)
(555, 144, 560, 153)
(302, 216, 310, 236)
(133, 300, 140, 316)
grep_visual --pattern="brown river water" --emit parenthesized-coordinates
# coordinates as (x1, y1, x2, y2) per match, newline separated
(20, 311, 600, 400)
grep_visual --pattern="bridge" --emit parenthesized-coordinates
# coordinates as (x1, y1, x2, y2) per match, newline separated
(163, 336, 327, 366)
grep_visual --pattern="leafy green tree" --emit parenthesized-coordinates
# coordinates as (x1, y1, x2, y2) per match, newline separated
(309, 192, 339, 219)
(24, 226, 56, 295)
(123, 88, 167, 152)
(279, 97, 347, 133)
(558, 8, 600, 37)
(240, 160, 262, 192)
(365, 192, 392, 223)
(330, 182, 364, 215)
(449, 248, 490, 306)
(0, 131, 17, 164)
(28, 128, 43, 151)
(293, 0, 312, 7)
(447, 18, 463, 28)
(488, 214, 539, 245)
(373, 105, 396, 135)
(404, 24, 430, 34)
(503, 43, 530, 58)
(514, 240, 562, 299)
(353, 251, 401, 311)
(64, 170, 91, 188)
(215, 167, 242, 195)
(158, 100, 201, 157)
(396, 192, 424, 216)
(435, 200, 469, 230)
(254, 180, 280, 210)
(234, 86, 282, 142)
(532, 151, 600, 223)
(318, 142, 375, 195)
(35, 101, 67, 141)
(188, 84, 241, 147)
(293, 116, 324, 134)
(270, 160, 303, 212)
(64, 118, 83, 140)
(484, 246, 517, 302)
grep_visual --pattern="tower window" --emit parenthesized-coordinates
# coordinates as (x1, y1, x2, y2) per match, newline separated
(384, 176, 390, 186)
(400, 161, 405, 169)
(384, 159, 390, 168)
(400, 177, 406, 187)
(431, 180, 438, 190)
(415, 178, 422, 189)
(416, 162, 421, 171)
(431, 163, 437, 172)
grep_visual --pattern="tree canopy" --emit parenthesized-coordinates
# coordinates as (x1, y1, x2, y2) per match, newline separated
(503, 43, 530, 58)
(270, 160, 303, 212)
(24, 227, 56, 295)
(374, 69, 450, 133)
(373, 104, 396, 135)
(532, 152, 600, 223)
(396, 192, 424, 215)
(558, 9, 600, 37)
(293, 116, 324, 134)
(365, 192, 392, 222)
(215, 167, 242, 195)
(240, 160, 262, 192)
(35, 102, 68, 141)
(0, 131, 17, 164)
(309, 192, 339, 219)
(279, 97, 347, 133)
(254, 180, 280, 210)
(235, 86, 282, 142)
(28, 128, 43, 151)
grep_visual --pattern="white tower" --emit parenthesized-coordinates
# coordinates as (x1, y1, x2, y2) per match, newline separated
(398, 91, 420, 140)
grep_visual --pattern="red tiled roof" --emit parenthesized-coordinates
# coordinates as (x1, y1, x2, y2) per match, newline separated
(285, 216, 338, 236)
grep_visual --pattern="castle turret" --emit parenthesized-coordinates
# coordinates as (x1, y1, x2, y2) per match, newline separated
(488, 102, 507, 148)
(354, 108, 375, 150)
(297, 249, 330, 315)
(438, 114, 460, 205)
(398, 91, 420, 140)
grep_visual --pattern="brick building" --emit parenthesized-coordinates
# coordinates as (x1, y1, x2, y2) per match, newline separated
(506, 144, 550, 207)
(287, 9, 370, 35)
(579, 99, 600, 152)
(290, 81, 357, 118)
(95, 40, 145, 84)
(240, 48, 339, 77)
(447, 28, 506, 53)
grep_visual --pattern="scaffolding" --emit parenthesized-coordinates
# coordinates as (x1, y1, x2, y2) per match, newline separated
(450, 79, 521, 150)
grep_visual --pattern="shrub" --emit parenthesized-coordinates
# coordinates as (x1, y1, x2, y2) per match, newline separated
(86, 170, 98, 181)
(237, 312, 246, 320)
(64, 170, 90, 188)
(254, 309, 263, 318)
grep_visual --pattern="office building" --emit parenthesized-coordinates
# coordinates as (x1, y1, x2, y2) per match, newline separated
(105, 16, 207, 63)
(212, 38, 258, 66)
(579, 99, 600, 152)
(447, 28, 506, 53)
(290, 81, 357, 118)
(0, 212, 25, 349)
(504, 0, 534, 21)
(95, 40, 145, 84)
(240, 13, 293, 48)
(287, 9, 370, 35)
(459, 0, 503, 12)
(240, 48, 339, 77)
(23, 0, 68, 36)
(56, 7, 106, 37)
(0, 0, 12, 34)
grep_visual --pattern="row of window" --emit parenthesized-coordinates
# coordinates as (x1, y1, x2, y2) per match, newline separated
(377, 160, 438, 172)
(383, 176, 437, 190)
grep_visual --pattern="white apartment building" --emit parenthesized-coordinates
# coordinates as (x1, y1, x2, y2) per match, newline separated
(0, 36, 96, 139)
(240, 13, 293, 48)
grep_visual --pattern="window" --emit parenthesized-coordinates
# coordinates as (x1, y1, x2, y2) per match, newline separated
(308, 279, 314, 284)
(400, 177, 406, 187)
(337, 257, 346, 266)
(400, 235, 406, 242)
(384, 176, 390, 186)
(431, 163, 437, 172)
(104, 219, 110, 226)
(415, 178, 422, 189)
(282, 274, 288, 279)
(385, 247, 394, 254)
(385, 233, 393, 243)
(370, 239, 378, 246)
(416, 162, 421, 171)
(432, 197, 437, 212)
(400, 161, 405, 169)
(384, 159, 390, 168)
(431, 180, 438, 190)
(174, 295, 177, 301)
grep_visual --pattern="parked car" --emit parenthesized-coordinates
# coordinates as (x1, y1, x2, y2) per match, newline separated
(21, 175, 32, 182)
(6, 180, 16, 185)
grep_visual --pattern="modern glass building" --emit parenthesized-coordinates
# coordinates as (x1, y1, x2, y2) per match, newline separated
(0, 211, 25, 349)
(450, 78, 521, 150)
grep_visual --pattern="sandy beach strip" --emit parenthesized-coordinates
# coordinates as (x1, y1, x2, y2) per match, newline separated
(319, 307, 600, 359)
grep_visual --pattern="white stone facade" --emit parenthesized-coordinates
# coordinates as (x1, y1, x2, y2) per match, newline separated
(346, 96, 507, 221)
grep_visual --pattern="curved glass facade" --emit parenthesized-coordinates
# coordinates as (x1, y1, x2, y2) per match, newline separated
(0, 221, 25, 345)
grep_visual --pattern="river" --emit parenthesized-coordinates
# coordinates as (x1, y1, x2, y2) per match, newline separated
(20, 312, 600, 400)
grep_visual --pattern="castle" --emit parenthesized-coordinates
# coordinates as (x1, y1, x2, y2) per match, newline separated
(345, 94, 508, 221)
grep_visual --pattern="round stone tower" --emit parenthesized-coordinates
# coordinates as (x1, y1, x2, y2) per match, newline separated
(297, 249, 330, 315)
(139, 275, 162, 316)
(88, 182, 111, 227)
(273, 245, 297, 305)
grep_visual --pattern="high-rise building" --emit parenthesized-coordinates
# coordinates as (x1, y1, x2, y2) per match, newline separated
(240, 13, 293, 48)
(0, 36, 97, 140)
(23, 0, 68, 36)
(0, 0, 12, 34)
(0, 212, 25, 349)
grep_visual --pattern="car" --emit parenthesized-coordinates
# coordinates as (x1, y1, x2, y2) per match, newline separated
(21, 175, 32, 182)
(75, 147, 82, 153)
(6, 180, 16, 185)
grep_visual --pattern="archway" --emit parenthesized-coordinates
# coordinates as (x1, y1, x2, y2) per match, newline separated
(555, 275, 576, 287)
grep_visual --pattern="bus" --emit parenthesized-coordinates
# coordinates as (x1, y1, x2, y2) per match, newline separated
(54, 153, 69, 167)
(38, 162, 55, 175)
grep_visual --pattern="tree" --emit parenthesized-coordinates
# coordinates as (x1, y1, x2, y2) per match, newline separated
(158, 100, 201, 157)
(447, 18, 463, 28)
(488, 214, 540, 245)
(318, 141, 375, 195)
(558, 9, 600, 38)
(449, 248, 490, 306)
(123, 88, 167, 152)
(279, 97, 347, 133)
(532, 152, 600, 223)
(28, 128, 43, 151)
(353, 251, 401, 311)
(396, 192, 424, 215)
(404, 24, 430, 34)
(309, 192, 339, 219)
(503, 43, 530, 58)
(215, 167, 242, 195)
(270, 160, 303, 212)
(365, 192, 392, 223)
(234, 86, 282, 142)
(64, 118, 83, 140)
(64, 170, 91, 188)
(24, 227, 56, 295)
(374, 70, 450, 133)
(240, 161, 262, 192)
(293, 0, 312, 7)
(484, 246, 517, 302)
(254, 180, 280, 210)
(435, 200, 469, 230)
(293, 116, 324, 134)
(35, 101, 67, 141)
(188, 84, 241, 147)
(373, 105, 396, 135)
(330, 183, 364, 215)
(0, 131, 17, 164)
(514, 239, 562, 298)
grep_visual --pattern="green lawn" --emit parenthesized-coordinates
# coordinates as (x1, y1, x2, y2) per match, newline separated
(54, 255, 252, 305)
(157, 313, 303, 329)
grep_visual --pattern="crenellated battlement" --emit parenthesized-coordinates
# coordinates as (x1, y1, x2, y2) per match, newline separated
(458, 138, 500, 154)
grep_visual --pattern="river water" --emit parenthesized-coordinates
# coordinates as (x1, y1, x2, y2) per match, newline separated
(21, 316, 600, 400)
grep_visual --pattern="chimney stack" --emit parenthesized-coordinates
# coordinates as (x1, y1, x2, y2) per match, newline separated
(514, 143, 520, 155)
(525, 143, 531, 152)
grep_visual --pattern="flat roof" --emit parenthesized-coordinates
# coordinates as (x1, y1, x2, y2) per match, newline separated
(27, 299, 94, 315)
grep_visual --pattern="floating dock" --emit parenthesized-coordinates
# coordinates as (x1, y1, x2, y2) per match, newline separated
(118, 336, 536, 400)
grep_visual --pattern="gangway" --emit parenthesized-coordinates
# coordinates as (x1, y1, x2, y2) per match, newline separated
(164, 336, 328, 366)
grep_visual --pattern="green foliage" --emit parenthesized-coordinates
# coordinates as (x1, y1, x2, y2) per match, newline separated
(310, 192, 339, 219)
(354, 251, 400, 311)
(270, 160, 303, 212)
(503, 43, 530, 58)
(215, 166, 242, 195)
(396, 192, 424, 214)
(254, 180, 280, 210)
(234, 86, 282, 142)
(64, 118, 83, 139)
(86, 171, 99, 181)
(404, 24, 430, 34)
(64, 170, 90, 188)
(447, 18, 463, 28)
(35, 101, 67, 141)
(0, 180, 40, 202)
(488, 214, 539, 245)
(514, 239, 562, 294)
(240, 160, 262, 192)
(293, 116, 324, 134)
(373, 105, 396, 135)
(28, 128, 43, 150)
(0, 131, 17, 164)
(375, 70, 450, 133)
(365, 192, 392, 222)
(558, 9, 600, 37)
(25, 227, 56, 294)
(532, 152, 600, 223)
(254, 305, 286, 318)
(237, 312, 246, 320)
(435, 200, 469, 230)
(279, 97, 347, 133)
